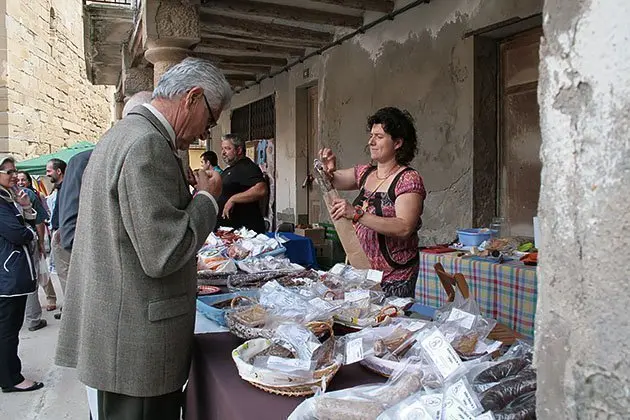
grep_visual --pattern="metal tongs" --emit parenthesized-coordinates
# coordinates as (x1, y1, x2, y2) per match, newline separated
(313, 159, 334, 192)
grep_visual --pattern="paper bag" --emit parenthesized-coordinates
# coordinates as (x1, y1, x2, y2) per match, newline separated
(321, 189, 371, 269)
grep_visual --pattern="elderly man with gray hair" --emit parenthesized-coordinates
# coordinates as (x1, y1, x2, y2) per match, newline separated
(56, 58, 231, 419)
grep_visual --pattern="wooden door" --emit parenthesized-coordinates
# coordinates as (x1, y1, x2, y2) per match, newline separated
(306, 86, 321, 224)
(499, 27, 543, 237)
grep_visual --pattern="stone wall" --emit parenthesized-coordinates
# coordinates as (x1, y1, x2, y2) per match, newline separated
(536, 0, 630, 417)
(1, 0, 114, 158)
(221, 0, 543, 244)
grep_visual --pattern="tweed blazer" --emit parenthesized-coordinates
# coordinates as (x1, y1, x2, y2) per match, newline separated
(55, 106, 217, 397)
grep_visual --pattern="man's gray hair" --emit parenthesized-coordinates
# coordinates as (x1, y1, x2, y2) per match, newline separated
(122, 91, 153, 118)
(152, 57, 233, 111)
(222, 133, 245, 153)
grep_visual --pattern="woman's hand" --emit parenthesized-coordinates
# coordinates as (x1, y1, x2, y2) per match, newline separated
(15, 189, 31, 208)
(330, 198, 355, 220)
(319, 148, 337, 178)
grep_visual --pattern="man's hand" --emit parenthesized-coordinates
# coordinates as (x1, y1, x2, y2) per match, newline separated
(186, 167, 197, 187)
(222, 198, 235, 220)
(196, 169, 222, 198)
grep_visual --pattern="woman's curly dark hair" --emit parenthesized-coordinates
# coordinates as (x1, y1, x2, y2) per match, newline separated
(367, 107, 418, 166)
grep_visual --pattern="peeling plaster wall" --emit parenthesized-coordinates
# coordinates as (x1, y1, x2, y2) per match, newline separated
(228, 0, 542, 240)
(536, 0, 630, 418)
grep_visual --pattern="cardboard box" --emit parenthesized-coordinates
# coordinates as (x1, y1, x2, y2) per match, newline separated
(295, 227, 326, 244)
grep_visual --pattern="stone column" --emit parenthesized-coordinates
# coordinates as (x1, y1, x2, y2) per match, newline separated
(536, 0, 630, 418)
(142, 0, 201, 167)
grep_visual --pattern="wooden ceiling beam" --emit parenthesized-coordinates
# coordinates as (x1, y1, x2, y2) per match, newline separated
(228, 79, 247, 87)
(201, 0, 362, 28)
(200, 14, 334, 47)
(204, 31, 328, 49)
(196, 52, 287, 67)
(219, 63, 271, 73)
(198, 37, 306, 56)
(223, 73, 257, 81)
(307, 0, 395, 13)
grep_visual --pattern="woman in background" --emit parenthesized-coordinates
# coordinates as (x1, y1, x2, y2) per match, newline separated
(319, 107, 426, 298)
(0, 156, 44, 392)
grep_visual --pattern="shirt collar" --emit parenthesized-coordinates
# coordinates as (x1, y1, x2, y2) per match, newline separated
(142, 103, 177, 149)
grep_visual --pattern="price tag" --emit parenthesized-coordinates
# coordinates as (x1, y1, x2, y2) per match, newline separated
(299, 289, 312, 297)
(447, 308, 476, 329)
(475, 413, 495, 420)
(366, 269, 383, 282)
(443, 397, 476, 420)
(419, 394, 443, 420)
(330, 264, 345, 275)
(448, 379, 482, 413)
(345, 290, 370, 303)
(389, 297, 413, 308)
(267, 356, 312, 372)
(421, 329, 462, 379)
(345, 338, 364, 364)
(309, 297, 334, 312)
(406, 321, 427, 332)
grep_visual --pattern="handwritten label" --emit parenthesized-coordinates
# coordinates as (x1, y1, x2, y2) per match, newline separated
(421, 329, 462, 379)
(447, 308, 476, 329)
(366, 269, 383, 282)
(345, 338, 364, 364)
(345, 290, 370, 303)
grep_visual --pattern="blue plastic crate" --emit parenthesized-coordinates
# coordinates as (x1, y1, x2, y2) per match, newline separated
(196, 291, 258, 327)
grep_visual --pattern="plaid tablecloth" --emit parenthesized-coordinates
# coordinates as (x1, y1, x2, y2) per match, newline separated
(415, 253, 537, 339)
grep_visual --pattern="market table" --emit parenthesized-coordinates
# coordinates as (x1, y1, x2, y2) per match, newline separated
(184, 332, 385, 420)
(265, 232, 318, 268)
(415, 252, 537, 339)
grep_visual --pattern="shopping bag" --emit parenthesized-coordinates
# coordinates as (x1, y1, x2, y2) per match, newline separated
(38, 253, 51, 287)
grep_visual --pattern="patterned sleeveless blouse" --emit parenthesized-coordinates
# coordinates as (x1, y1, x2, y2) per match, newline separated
(352, 164, 426, 286)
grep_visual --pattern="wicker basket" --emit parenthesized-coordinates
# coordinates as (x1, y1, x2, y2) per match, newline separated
(231, 322, 340, 396)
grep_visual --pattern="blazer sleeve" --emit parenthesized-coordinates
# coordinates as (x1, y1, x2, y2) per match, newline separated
(0, 202, 36, 246)
(118, 138, 218, 278)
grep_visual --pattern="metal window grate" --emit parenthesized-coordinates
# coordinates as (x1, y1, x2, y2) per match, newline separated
(231, 96, 275, 141)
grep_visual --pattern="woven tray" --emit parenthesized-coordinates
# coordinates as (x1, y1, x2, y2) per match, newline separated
(232, 322, 340, 396)
(226, 296, 334, 341)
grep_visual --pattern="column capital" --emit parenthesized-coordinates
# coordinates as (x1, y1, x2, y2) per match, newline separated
(143, 0, 201, 51)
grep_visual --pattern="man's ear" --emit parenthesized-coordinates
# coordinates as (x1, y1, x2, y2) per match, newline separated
(185, 87, 205, 108)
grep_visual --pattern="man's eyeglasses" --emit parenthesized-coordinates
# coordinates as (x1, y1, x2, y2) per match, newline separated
(0, 169, 17, 175)
(202, 94, 217, 130)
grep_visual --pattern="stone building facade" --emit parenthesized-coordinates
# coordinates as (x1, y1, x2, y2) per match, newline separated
(0, 0, 114, 159)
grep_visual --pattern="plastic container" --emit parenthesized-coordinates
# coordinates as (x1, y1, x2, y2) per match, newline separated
(456, 228, 498, 246)
(196, 291, 258, 327)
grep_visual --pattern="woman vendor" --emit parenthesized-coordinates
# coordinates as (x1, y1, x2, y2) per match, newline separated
(319, 107, 426, 298)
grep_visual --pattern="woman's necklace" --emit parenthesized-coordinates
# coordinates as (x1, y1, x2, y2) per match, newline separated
(362, 165, 400, 212)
